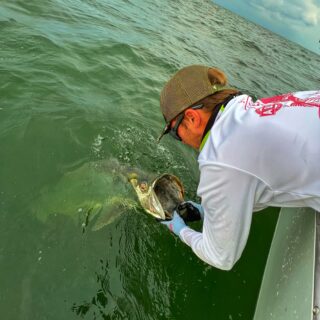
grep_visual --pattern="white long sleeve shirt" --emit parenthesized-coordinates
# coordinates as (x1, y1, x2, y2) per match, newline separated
(180, 91, 320, 270)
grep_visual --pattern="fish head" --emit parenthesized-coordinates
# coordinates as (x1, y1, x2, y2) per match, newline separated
(128, 171, 185, 221)
(151, 174, 185, 220)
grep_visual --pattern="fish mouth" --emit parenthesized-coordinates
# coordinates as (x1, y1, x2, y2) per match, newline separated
(151, 174, 185, 220)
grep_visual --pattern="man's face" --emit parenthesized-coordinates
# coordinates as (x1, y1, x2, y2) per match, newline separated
(169, 108, 210, 149)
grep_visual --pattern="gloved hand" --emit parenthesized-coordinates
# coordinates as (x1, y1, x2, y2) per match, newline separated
(161, 211, 187, 236)
(186, 201, 204, 220)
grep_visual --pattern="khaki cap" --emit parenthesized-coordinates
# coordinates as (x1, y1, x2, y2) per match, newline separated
(158, 65, 226, 142)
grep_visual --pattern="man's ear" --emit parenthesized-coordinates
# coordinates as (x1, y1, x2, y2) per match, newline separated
(184, 109, 201, 128)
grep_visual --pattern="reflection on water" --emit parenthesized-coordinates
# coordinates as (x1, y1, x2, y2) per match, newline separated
(72, 213, 174, 319)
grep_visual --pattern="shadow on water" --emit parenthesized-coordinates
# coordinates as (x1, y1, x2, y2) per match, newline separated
(71, 212, 177, 320)
(70, 207, 279, 320)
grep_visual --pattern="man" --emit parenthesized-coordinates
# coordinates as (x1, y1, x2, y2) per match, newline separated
(158, 65, 320, 270)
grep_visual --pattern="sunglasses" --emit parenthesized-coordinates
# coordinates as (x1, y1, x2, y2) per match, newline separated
(168, 112, 184, 141)
(166, 104, 204, 141)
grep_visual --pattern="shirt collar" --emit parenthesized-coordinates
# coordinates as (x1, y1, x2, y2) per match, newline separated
(199, 93, 242, 151)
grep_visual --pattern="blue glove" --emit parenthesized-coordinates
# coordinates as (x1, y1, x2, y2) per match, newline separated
(186, 201, 204, 220)
(161, 211, 187, 236)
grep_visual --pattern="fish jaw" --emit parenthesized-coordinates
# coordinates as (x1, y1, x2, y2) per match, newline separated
(135, 188, 166, 220)
(143, 207, 166, 220)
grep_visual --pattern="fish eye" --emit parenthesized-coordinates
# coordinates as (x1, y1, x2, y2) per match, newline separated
(139, 182, 148, 191)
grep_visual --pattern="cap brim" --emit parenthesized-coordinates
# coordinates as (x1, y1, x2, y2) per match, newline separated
(157, 123, 170, 143)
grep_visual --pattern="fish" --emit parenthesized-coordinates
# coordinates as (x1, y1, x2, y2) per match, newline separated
(129, 173, 185, 220)
(32, 159, 140, 230)
(32, 158, 185, 231)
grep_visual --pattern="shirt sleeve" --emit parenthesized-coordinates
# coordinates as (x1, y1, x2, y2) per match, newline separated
(180, 163, 261, 270)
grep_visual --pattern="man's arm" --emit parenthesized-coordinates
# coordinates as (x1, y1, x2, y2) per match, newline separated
(180, 163, 263, 270)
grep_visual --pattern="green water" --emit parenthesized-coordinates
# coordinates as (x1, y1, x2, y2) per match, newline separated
(1, 0, 319, 319)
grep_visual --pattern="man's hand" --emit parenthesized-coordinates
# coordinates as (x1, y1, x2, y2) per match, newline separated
(161, 211, 187, 236)
(176, 201, 205, 221)
(186, 201, 204, 220)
